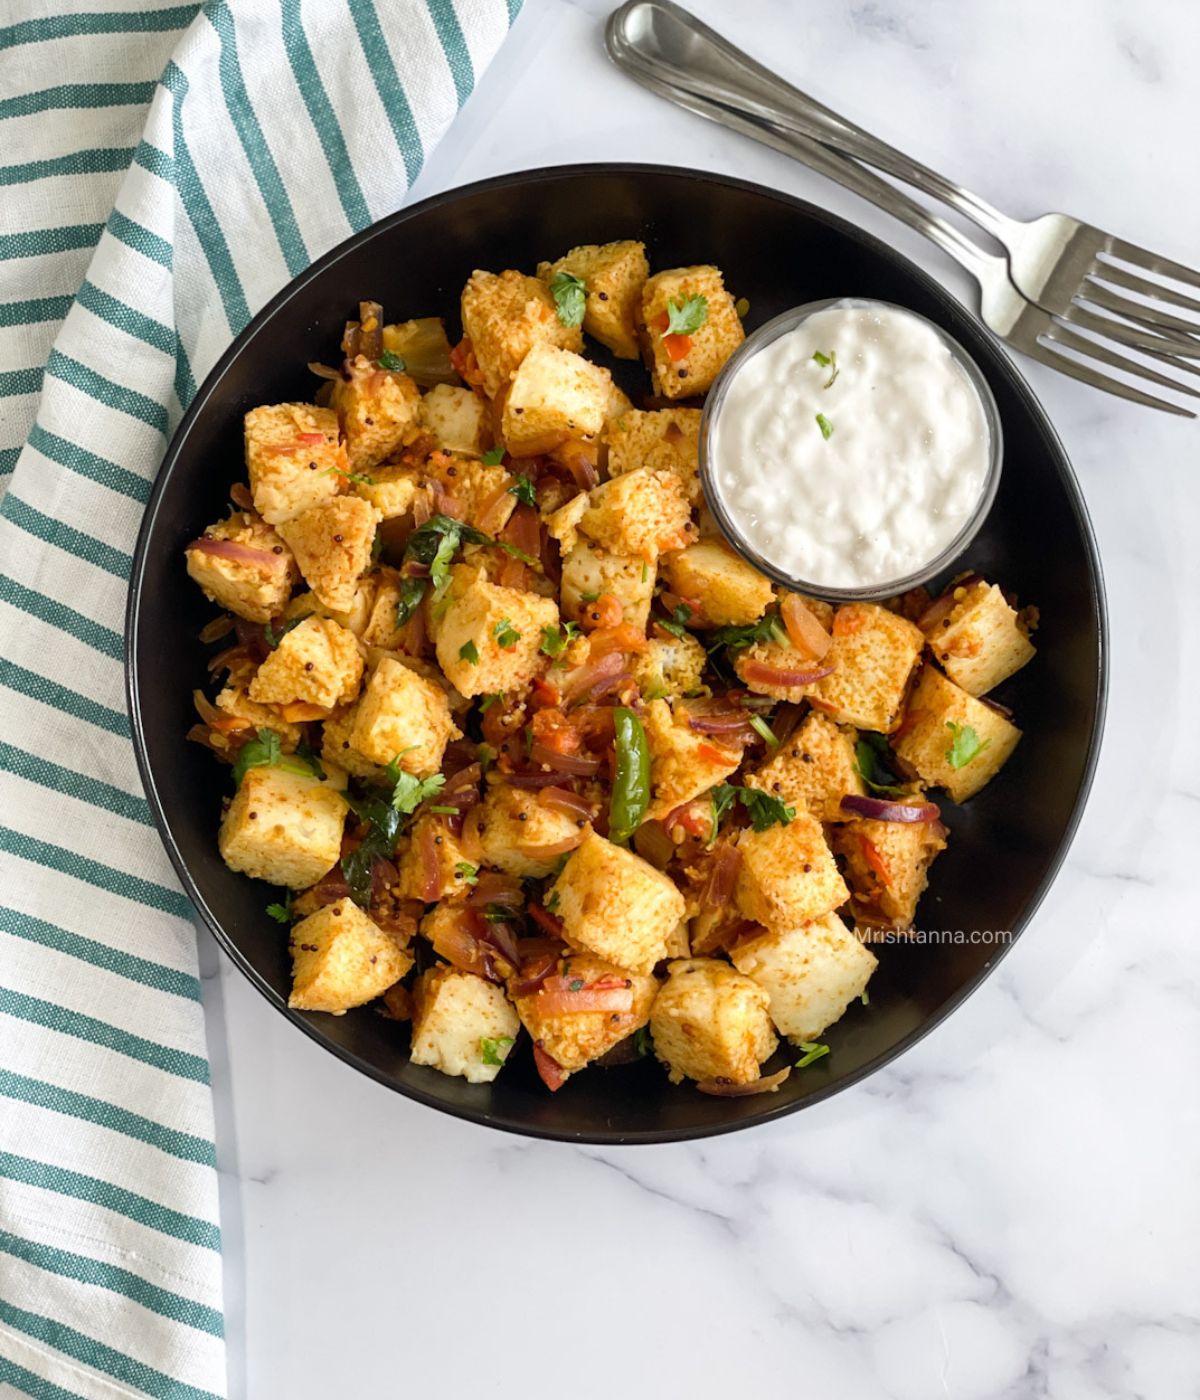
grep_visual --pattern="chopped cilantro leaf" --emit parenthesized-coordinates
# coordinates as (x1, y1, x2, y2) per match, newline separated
(378, 349, 406, 372)
(481, 446, 506, 467)
(509, 474, 537, 507)
(545, 890, 561, 913)
(634, 1026, 653, 1057)
(812, 349, 839, 388)
(391, 769, 446, 816)
(232, 728, 315, 787)
(454, 862, 479, 885)
(707, 611, 789, 653)
(459, 640, 480, 665)
(738, 787, 796, 832)
(854, 732, 907, 797)
(295, 741, 326, 781)
(394, 576, 426, 627)
(815, 413, 834, 440)
(796, 1041, 830, 1068)
(494, 618, 520, 649)
(708, 782, 793, 837)
(656, 603, 694, 640)
(405, 514, 533, 598)
(265, 897, 292, 924)
(550, 270, 586, 328)
(540, 621, 579, 658)
(665, 294, 708, 336)
(428, 531, 460, 596)
(341, 755, 447, 905)
(945, 721, 991, 770)
(480, 1035, 514, 1066)
(709, 782, 738, 843)
(322, 464, 375, 485)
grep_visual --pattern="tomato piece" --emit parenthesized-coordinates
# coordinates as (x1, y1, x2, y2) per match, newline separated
(833, 607, 866, 637)
(533, 1043, 567, 1092)
(528, 904, 566, 938)
(780, 593, 832, 660)
(580, 593, 624, 630)
(448, 336, 484, 388)
(860, 834, 891, 889)
(529, 676, 561, 709)
(588, 622, 648, 657)
(663, 333, 692, 362)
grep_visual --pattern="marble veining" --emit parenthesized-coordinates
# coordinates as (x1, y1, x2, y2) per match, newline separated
(202, 1, 1200, 1395)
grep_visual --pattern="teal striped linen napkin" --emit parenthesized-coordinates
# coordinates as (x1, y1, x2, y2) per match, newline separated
(0, 3, 521, 1395)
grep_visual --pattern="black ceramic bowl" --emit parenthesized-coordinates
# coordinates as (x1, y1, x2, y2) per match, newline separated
(127, 164, 1106, 1143)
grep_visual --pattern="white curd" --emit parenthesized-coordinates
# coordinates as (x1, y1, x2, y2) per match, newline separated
(707, 301, 993, 591)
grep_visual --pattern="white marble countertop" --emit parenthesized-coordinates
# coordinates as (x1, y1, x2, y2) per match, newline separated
(202, 2, 1200, 1395)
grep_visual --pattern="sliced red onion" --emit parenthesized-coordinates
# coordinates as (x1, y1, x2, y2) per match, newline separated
(467, 872, 524, 910)
(702, 842, 742, 908)
(979, 695, 1015, 720)
(586, 670, 633, 703)
(519, 833, 584, 859)
(740, 659, 835, 688)
(187, 535, 281, 569)
(479, 918, 522, 971)
(686, 713, 756, 736)
(206, 643, 253, 674)
(917, 573, 983, 632)
(840, 795, 941, 823)
(560, 650, 625, 706)
(528, 741, 599, 776)
(198, 614, 235, 644)
(503, 769, 570, 789)
(537, 785, 594, 820)
(697, 1067, 791, 1097)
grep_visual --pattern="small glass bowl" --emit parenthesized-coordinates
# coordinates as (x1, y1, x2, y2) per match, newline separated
(698, 297, 1004, 603)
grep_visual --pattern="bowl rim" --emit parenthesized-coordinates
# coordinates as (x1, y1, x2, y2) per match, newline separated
(699, 296, 1004, 602)
(125, 161, 1108, 1145)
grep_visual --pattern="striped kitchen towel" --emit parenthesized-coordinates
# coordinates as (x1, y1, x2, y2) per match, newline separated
(0, 2, 522, 1396)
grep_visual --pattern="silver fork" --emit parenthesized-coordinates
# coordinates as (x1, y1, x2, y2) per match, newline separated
(606, 0, 1200, 417)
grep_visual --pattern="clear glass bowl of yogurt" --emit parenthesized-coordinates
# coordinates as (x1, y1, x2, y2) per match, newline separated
(699, 297, 1003, 602)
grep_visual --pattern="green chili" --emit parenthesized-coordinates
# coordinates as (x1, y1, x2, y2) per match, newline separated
(609, 707, 650, 845)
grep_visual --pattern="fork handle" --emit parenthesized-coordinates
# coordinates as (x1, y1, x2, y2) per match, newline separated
(606, 8, 1007, 288)
(606, 0, 1017, 245)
